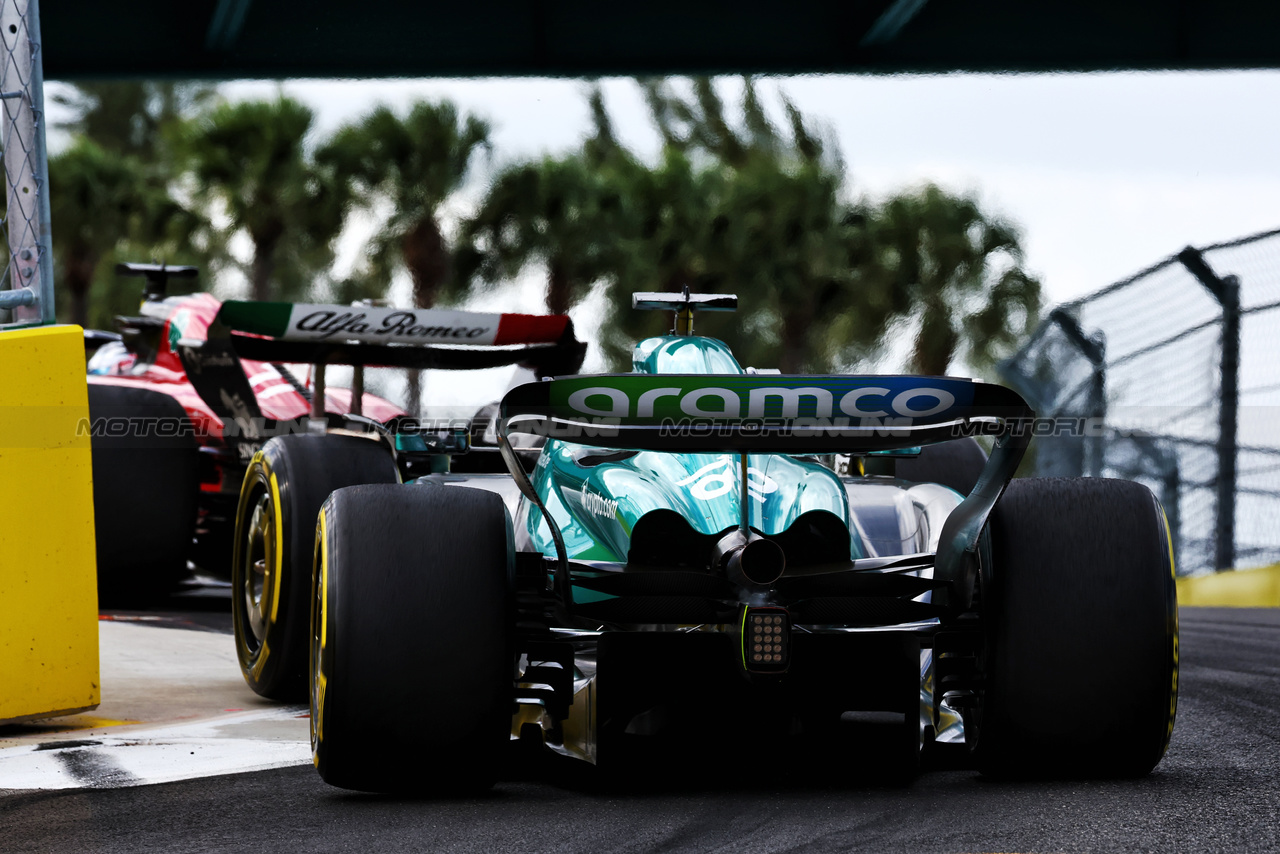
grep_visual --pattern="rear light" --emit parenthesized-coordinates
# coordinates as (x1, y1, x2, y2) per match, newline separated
(197, 446, 237, 493)
(742, 607, 790, 673)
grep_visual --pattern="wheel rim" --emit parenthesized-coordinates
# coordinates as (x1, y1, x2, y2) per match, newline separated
(240, 487, 277, 651)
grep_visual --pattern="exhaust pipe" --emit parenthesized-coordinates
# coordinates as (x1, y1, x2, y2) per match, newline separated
(712, 530, 786, 587)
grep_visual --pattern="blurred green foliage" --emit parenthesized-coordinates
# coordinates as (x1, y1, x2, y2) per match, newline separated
(317, 100, 490, 413)
(458, 78, 1041, 375)
(177, 96, 347, 303)
(48, 77, 1038, 378)
(49, 82, 214, 327)
(318, 101, 490, 310)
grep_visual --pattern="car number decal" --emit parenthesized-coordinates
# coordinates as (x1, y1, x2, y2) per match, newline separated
(674, 458, 778, 502)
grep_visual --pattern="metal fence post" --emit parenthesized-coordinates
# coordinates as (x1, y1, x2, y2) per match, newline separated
(1178, 247, 1239, 571)
(1051, 308, 1107, 477)
(0, 0, 52, 326)
(1165, 463, 1181, 573)
(1216, 274, 1240, 571)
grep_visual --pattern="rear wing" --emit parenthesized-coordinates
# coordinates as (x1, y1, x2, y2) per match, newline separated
(117, 262, 198, 301)
(172, 301, 586, 448)
(498, 374, 1029, 453)
(498, 374, 1034, 613)
(214, 301, 585, 373)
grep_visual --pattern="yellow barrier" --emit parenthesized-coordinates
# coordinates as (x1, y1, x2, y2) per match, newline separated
(1177, 563, 1280, 608)
(0, 325, 100, 724)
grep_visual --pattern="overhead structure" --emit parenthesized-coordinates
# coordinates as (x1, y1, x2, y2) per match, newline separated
(43, 0, 1280, 80)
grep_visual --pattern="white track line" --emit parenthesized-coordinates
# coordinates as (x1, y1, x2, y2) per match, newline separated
(0, 706, 312, 791)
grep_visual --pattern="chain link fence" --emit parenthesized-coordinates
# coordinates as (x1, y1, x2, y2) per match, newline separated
(999, 226, 1280, 576)
(0, 0, 53, 328)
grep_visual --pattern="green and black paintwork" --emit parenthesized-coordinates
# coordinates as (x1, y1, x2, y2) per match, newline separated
(468, 295, 1036, 765)
(214, 289, 1033, 766)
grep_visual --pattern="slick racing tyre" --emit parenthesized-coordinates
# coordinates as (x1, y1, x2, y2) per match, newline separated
(87, 384, 199, 605)
(896, 437, 987, 496)
(972, 477, 1179, 778)
(233, 434, 397, 701)
(311, 484, 514, 794)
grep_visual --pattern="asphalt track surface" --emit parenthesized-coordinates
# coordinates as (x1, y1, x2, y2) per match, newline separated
(3, 606, 1278, 854)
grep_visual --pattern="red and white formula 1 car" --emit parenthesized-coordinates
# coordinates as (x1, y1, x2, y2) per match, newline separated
(85, 263, 583, 601)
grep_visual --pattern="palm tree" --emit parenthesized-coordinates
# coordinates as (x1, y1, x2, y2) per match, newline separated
(317, 100, 490, 413)
(593, 147, 729, 367)
(53, 81, 214, 162)
(45, 81, 214, 325)
(458, 86, 644, 337)
(869, 184, 1042, 376)
(598, 77, 889, 373)
(711, 157, 888, 374)
(48, 138, 198, 327)
(180, 96, 348, 302)
(461, 153, 633, 316)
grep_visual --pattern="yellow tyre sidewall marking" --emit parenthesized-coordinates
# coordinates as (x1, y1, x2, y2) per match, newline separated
(312, 509, 329, 763)
(268, 470, 285, 624)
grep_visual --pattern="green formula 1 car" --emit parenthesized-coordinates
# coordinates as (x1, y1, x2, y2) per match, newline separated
(221, 291, 1179, 793)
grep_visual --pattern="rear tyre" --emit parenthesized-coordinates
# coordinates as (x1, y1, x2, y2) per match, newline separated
(972, 477, 1179, 778)
(87, 384, 199, 606)
(311, 484, 514, 794)
(896, 437, 987, 496)
(232, 434, 397, 701)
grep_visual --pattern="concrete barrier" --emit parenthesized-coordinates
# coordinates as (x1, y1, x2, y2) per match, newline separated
(0, 324, 100, 724)
(1177, 563, 1280, 608)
